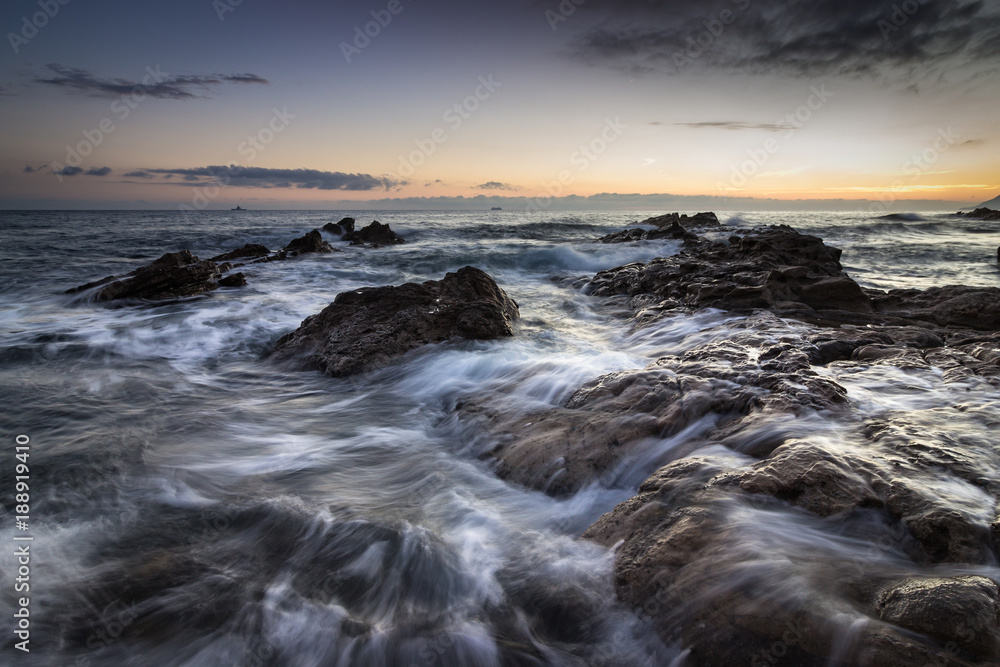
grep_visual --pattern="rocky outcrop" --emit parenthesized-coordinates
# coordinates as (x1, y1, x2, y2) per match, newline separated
(598, 212, 717, 243)
(323, 217, 356, 236)
(65, 251, 238, 302)
(344, 221, 405, 247)
(961, 207, 1000, 221)
(591, 224, 1000, 331)
(283, 229, 334, 256)
(272, 267, 519, 377)
(210, 244, 271, 262)
(590, 225, 873, 320)
(580, 451, 999, 666)
(472, 314, 849, 496)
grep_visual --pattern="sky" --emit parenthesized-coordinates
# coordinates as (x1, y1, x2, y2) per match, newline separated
(1, 0, 998, 210)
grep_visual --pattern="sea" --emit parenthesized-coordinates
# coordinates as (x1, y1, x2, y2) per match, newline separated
(0, 209, 998, 665)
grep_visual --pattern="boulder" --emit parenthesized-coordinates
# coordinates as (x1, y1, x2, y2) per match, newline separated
(272, 266, 518, 377)
(874, 576, 1000, 660)
(66, 251, 226, 302)
(283, 229, 333, 256)
(323, 217, 356, 236)
(344, 221, 405, 247)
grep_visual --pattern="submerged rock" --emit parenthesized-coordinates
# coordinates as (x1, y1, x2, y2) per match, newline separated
(65, 250, 236, 302)
(473, 314, 849, 496)
(272, 266, 519, 377)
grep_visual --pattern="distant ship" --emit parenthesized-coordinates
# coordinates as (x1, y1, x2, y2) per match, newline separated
(231, 205, 246, 211)
(491, 207, 502, 211)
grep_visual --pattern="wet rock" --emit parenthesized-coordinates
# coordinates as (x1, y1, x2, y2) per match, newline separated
(592, 224, 1000, 333)
(598, 221, 695, 244)
(642, 211, 721, 229)
(874, 576, 1000, 660)
(344, 220, 405, 247)
(475, 314, 848, 496)
(218, 272, 246, 288)
(284, 229, 334, 255)
(962, 207, 1000, 221)
(597, 212, 717, 243)
(210, 243, 271, 262)
(589, 226, 872, 319)
(272, 266, 519, 377)
(869, 286, 1000, 331)
(323, 217, 356, 236)
(66, 250, 224, 302)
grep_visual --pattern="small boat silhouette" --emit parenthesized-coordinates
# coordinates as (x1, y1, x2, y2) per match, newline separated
(231, 205, 245, 211)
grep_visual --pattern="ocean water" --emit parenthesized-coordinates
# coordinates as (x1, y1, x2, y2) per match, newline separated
(0, 209, 998, 665)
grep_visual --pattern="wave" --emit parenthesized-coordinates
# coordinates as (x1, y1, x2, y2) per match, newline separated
(877, 213, 928, 222)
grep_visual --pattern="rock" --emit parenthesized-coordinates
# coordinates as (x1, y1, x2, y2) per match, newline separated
(210, 244, 270, 262)
(218, 272, 246, 288)
(869, 286, 1000, 331)
(598, 212, 718, 243)
(590, 225, 872, 319)
(598, 221, 695, 244)
(642, 211, 721, 229)
(283, 229, 333, 255)
(874, 576, 1000, 660)
(272, 266, 518, 377)
(344, 221, 405, 247)
(592, 224, 1000, 331)
(66, 251, 224, 302)
(962, 207, 1000, 221)
(323, 217, 356, 236)
(473, 314, 849, 496)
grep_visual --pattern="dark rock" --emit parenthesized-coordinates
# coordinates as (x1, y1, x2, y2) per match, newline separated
(642, 211, 721, 229)
(874, 576, 1000, 659)
(344, 220, 405, 247)
(963, 207, 1000, 221)
(869, 285, 1000, 331)
(592, 224, 1000, 331)
(284, 229, 333, 256)
(217, 272, 246, 288)
(598, 221, 696, 244)
(66, 251, 222, 302)
(323, 217, 356, 236)
(210, 244, 270, 262)
(590, 225, 871, 319)
(272, 266, 518, 377)
(598, 212, 717, 243)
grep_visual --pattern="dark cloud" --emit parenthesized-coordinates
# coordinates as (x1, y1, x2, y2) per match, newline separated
(144, 166, 401, 190)
(565, 0, 1000, 81)
(35, 65, 269, 99)
(476, 181, 520, 191)
(85, 166, 112, 176)
(674, 121, 790, 131)
(57, 166, 83, 176)
(23, 164, 47, 173)
(124, 170, 153, 178)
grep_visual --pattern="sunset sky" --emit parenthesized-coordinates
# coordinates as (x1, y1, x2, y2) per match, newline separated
(1, 0, 998, 210)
